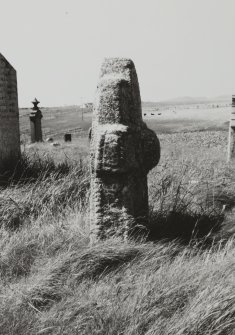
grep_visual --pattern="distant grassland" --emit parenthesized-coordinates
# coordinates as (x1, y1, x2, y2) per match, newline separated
(19, 106, 92, 142)
(19, 101, 230, 143)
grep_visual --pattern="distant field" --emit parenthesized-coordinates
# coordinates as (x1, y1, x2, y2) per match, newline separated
(19, 106, 92, 143)
(144, 103, 230, 133)
(20, 101, 230, 143)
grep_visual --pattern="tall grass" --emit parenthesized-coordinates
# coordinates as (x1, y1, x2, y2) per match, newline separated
(0, 238, 234, 334)
(148, 130, 235, 242)
(0, 131, 234, 334)
(0, 151, 89, 230)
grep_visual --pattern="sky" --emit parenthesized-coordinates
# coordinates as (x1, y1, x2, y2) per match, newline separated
(0, 0, 234, 107)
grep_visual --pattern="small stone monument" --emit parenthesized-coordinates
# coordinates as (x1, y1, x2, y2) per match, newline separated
(29, 98, 43, 143)
(90, 58, 160, 241)
(227, 95, 235, 161)
(64, 133, 72, 142)
(0, 53, 21, 172)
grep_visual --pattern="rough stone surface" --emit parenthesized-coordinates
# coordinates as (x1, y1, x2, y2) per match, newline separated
(0, 54, 21, 171)
(90, 58, 160, 241)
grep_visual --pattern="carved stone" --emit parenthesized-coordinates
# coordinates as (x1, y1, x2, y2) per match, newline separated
(90, 58, 160, 241)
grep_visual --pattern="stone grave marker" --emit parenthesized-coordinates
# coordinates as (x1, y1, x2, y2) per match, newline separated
(64, 133, 72, 142)
(90, 58, 160, 241)
(0, 53, 21, 172)
(29, 98, 43, 143)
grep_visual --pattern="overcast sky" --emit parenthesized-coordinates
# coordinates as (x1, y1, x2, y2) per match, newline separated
(1, 0, 234, 107)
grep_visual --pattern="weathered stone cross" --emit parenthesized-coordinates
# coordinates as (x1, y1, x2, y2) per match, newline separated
(90, 58, 160, 241)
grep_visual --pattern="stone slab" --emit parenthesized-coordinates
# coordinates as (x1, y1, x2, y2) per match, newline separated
(0, 54, 20, 171)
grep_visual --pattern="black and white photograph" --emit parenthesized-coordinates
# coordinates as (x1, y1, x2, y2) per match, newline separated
(0, 1, 234, 334)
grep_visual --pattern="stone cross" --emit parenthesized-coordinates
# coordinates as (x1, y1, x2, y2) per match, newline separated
(0, 54, 21, 172)
(29, 98, 43, 142)
(227, 95, 235, 161)
(90, 58, 160, 241)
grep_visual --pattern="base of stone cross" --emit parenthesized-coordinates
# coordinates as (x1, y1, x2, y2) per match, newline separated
(90, 58, 160, 242)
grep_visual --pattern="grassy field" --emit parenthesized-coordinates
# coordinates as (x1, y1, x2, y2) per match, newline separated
(19, 101, 230, 141)
(20, 106, 92, 143)
(0, 102, 235, 334)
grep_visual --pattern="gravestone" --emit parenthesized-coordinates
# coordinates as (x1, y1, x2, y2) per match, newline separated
(227, 95, 235, 161)
(0, 54, 21, 172)
(90, 58, 160, 241)
(29, 98, 43, 143)
(64, 133, 72, 142)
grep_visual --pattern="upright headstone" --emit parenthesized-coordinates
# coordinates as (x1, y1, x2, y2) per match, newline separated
(227, 95, 235, 161)
(0, 54, 21, 172)
(29, 98, 43, 142)
(64, 133, 72, 142)
(90, 58, 160, 241)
